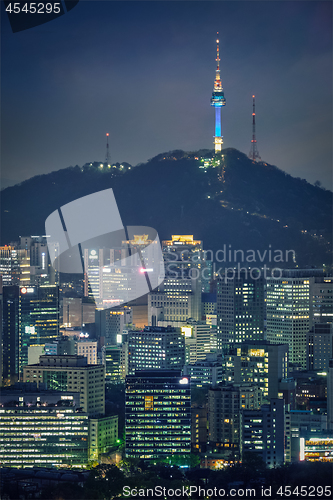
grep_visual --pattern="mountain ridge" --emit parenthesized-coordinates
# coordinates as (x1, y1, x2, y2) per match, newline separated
(1, 148, 332, 268)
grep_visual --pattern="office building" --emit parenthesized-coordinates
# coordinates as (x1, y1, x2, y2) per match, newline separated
(311, 277, 333, 325)
(89, 415, 118, 461)
(180, 321, 211, 364)
(62, 297, 83, 327)
(148, 235, 205, 325)
(95, 306, 132, 347)
(327, 359, 333, 431)
(202, 292, 217, 317)
(19, 285, 59, 372)
(23, 355, 105, 416)
(125, 370, 191, 460)
(162, 235, 204, 278)
(149, 276, 202, 324)
(19, 236, 51, 285)
(0, 388, 88, 468)
(216, 270, 265, 352)
(83, 233, 159, 307)
(0, 246, 29, 286)
(104, 345, 127, 384)
(192, 406, 208, 452)
(307, 323, 333, 372)
(208, 384, 261, 450)
(223, 341, 289, 400)
(183, 355, 223, 387)
(127, 326, 185, 375)
(1, 285, 20, 385)
(76, 340, 98, 365)
(266, 276, 312, 368)
(241, 398, 285, 467)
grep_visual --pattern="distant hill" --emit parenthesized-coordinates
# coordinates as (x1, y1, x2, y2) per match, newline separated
(1, 149, 332, 268)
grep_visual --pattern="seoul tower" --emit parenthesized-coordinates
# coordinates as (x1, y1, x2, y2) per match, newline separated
(210, 33, 226, 153)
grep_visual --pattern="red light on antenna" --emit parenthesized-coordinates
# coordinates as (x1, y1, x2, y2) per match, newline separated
(106, 133, 109, 136)
(252, 95, 255, 98)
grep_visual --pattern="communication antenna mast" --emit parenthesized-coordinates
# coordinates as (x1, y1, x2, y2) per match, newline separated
(105, 133, 111, 165)
(249, 95, 261, 161)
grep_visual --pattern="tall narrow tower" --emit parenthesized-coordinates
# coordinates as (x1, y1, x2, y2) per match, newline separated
(249, 95, 261, 161)
(210, 33, 226, 153)
(105, 133, 111, 165)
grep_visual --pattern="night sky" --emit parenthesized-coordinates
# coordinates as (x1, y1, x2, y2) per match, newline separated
(1, 1, 332, 189)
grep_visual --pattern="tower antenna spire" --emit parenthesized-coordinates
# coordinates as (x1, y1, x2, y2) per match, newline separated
(105, 133, 111, 165)
(249, 95, 261, 161)
(210, 33, 226, 153)
(216, 32, 220, 72)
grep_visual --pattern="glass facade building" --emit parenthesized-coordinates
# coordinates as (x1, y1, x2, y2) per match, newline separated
(19, 285, 59, 372)
(217, 271, 265, 352)
(125, 369, 191, 460)
(128, 326, 185, 375)
(2, 285, 20, 385)
(0, 404, 89, 468)
(266, 277, 312, 368)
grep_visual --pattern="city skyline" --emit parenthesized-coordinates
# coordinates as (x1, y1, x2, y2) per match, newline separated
(1, 1, 332, 189)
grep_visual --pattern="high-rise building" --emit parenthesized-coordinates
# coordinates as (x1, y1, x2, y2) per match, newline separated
(192, 406, 208, 453)
(76, 340, 98, 365)
(240, 398, 285, 467)
(89, 415, 118, 461)
(19, 236, 51, 285)
(23, 355, 105, 416)
(0, 278, 3, 385)
(149, 276, 202, 324)
(95, 306, 132, 347)
(181, 321, 211, 364)
(104, 344, 127, 384)
(307, 323, 333, 372)
(83, 233, 161, 308)
(127, 326, 185, 375)
(223, 341, 289, 400)
(216, 271, 265, 352)
(19, 285, 59, 372)
(0, 387, 88, 468)
(125, 369, 191, 460)
(162, 235, 204, 277)
(148, 235, 205, 326)
(1, 285, 20, 385)
(311, 277, 333, 325)
(183, 355, 223, 387)
(266, 276, 312, 368)
(0, 246, 30, 286)
(327, 359, 333, 431)
(208, 384, 261, 451)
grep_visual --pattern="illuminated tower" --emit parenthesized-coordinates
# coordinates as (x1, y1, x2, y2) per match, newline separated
(210, 33, 226, 153)
(249, 95, 261, 161)
(105, 133, 111, 165)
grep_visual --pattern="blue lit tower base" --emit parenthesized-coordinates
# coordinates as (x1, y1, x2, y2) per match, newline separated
(210, 34, 226, 153)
